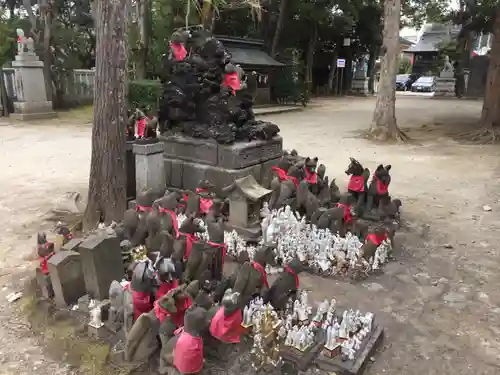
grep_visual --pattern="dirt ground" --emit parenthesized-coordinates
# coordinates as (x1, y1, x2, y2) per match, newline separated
(1, 96, 499, 375)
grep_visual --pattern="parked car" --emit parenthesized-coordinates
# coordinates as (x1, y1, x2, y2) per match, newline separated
(395, 74, 412, 91)
(411, 76, 436, 92)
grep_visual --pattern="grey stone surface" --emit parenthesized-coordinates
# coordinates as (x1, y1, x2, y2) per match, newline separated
(161, 135, 218, 165)
(433, 77, 456, 98)
(217, 137, 283, 169)
(47, 250, 86, 307)
(61, 238, 83, 252)
(160, 135, 283, 169)
(11, 52, 56, 121)
(134, 142, 166, 195)
(78, 233, 124, 300)
(350, 78, 370, 96)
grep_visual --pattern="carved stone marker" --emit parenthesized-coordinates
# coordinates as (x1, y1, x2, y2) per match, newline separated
(133, 141, 166, 196)
(47, 250, 86, 308)
(78, 232, 124, 300)
(11, 30, 56, 121)
(161, 134, 282, 192)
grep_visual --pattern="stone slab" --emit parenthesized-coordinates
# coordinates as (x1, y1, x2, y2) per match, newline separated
(314, 325, 384, 375)
(160, 135, 283, 169)
(161, 135, 219, 165)
(281, 329, 326, 371)
(10, 111, 57, 121)
(134, 142, 166, 195)
(47, 251, 86, 308)
(164, 157, 280, 192)
(218, 136, 283, 169)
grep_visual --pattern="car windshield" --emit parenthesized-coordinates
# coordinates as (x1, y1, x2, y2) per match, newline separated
(396, 75, 408, 81)
(416, 77, 434, 84)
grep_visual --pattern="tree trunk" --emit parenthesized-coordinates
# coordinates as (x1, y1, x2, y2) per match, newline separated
(305, 23, 317, 94)
(479, 6, 500, 129)
(327, 50, 338, 94)
(42, 4, 54, 104)
(369, 0, 406, 141)
(136, 0, 151, 80)
(84, 0, 130, 229)
(270, 0, 287, 58)
(367, 45, 379, 94)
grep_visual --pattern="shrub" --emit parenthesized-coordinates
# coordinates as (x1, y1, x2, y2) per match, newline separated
(128, 80, 162, 112)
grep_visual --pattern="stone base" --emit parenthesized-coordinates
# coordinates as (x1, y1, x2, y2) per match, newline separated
(165, 156, 280, 192)
(88, 323, 107, 339)
(12, 100, 56, 121)
(433, 77, 456, 98)
(350, 78, 370, 96)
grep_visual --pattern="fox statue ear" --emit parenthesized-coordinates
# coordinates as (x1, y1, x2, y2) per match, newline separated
(349, 157, 354, 162)
(385, 164, 392, 171)
(313, 157, 318, 162)
(305, 157, 311, 162)
(376, 164, 384, 170)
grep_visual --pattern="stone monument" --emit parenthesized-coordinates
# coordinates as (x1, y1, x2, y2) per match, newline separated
(433, 55, 456, 98)
(350, 56, 369, 96)
(157, 28, 282, 192)
(11, 29, 56, 120)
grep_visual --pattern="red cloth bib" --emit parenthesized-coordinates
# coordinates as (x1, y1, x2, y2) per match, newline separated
(136, 205, 153, 212)
(336, 202, 353, 224)
(373, 175, 389, 195)
(284, 265, 299, 288)
(137, 118, 146, 137)
(305, 169, 317, 184)
(196, 188, 213, 214)
(251, 261, 269, 288)
(156, 280, 179, 300)
(39, 251, 55, 275)
(366, 233, 388, 246)
(171, 42, 187, 61)
(131, 290, 153, 321)
(348, 175, 365, 192)
(153, 296, 192, 326)
(174, 331, 204, 374)
(209, 307, 244, 343)
(222, 72, 241, 94)
(179, 233, 197, 260)
(271, 166, 298, 187)
(158, 207, 179, 238)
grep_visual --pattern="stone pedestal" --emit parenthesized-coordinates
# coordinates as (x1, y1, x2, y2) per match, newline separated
(133, 141, 166, 195)
(11, 52, 56, 121)
(433, 71, 456, 98)
(350, 77, 370, 96)
(160, 135, 283, 192)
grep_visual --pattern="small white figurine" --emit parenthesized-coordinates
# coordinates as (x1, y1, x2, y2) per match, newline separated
(89, 306, 103, 328)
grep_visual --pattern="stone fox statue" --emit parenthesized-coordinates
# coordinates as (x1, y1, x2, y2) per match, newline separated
(231, 246, 274, 308)
(345, 157, 370, 209)
(366, 164, 392, 215)
(265, 259, 303, 311)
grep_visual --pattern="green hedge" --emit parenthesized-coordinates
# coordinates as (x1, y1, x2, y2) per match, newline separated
(128, 80, 162, 112)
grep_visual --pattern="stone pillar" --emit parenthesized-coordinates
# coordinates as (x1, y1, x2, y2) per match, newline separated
(433, 71, 456, 98)
(350, 71, 370, 96)
(11, 45, 57, 121)
(133, 141, 166, 195)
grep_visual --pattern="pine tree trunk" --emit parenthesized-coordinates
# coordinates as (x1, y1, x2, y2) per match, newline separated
(270, 0, 287, 57)
(367, 45, 379, 94)
(84, 0, 130, 229)
(369, 0, 406, 141)
(327, 51, 338, 94)
(479, 6, 500, 129)
(136, 0, 150, 80)
(43, 3, 54, 104)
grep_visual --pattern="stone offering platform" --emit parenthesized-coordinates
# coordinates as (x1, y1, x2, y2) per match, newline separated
(160, 135, 283, 191)
(433, 77, 456, 98)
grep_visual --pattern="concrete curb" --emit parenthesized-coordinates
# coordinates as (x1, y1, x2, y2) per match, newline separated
(254, 106, 305, 116)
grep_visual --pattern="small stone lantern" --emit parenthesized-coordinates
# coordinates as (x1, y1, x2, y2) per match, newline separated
(223, 175, 271, 240)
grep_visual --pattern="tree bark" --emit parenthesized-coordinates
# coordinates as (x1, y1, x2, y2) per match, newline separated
(479, 6, 500, 129)
(270, 0, 287, 57)
(42, 3, 54, 105)
(367, 44, 379, 95)
(136, 0, 151, 80)
(305, 23, 317, 94)
(369, 0, 406, 141)
(84, 0, 130, 229)
(327, 50, 338, 94)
